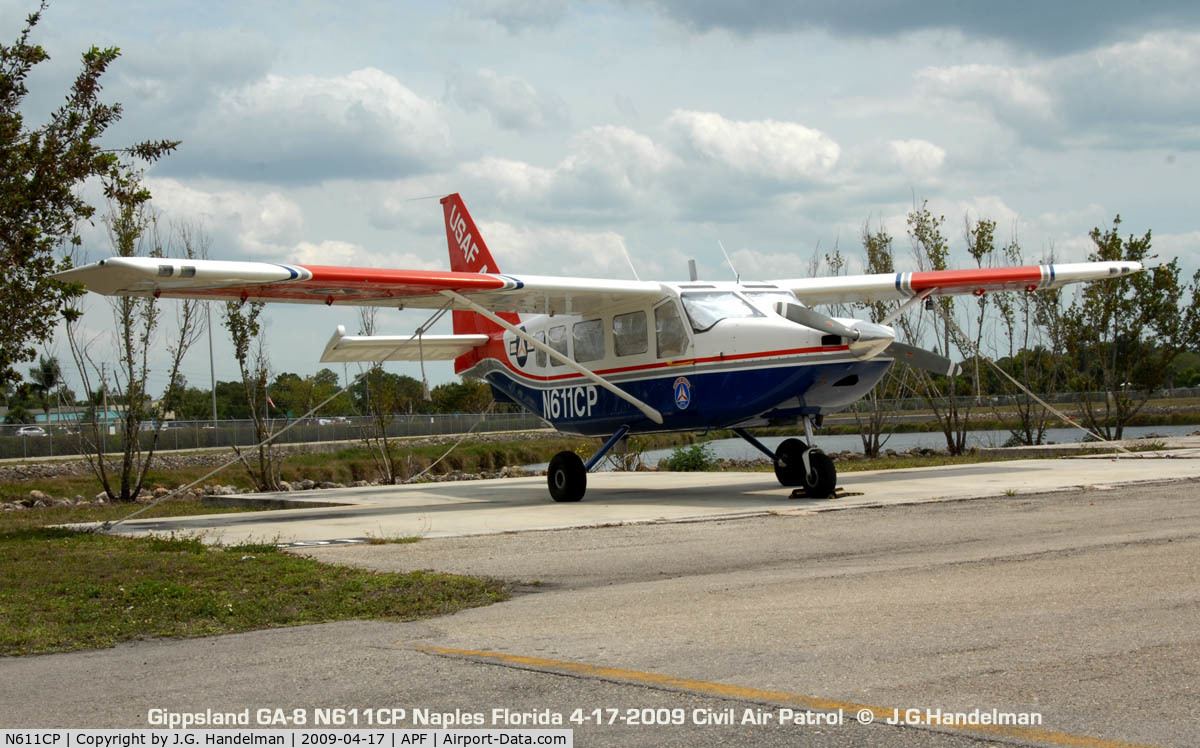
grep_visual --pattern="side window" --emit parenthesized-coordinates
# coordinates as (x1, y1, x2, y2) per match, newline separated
(573, 319, 605, 363)
(655, 301, 689, 358)
(548, 325, 568, 366)
(535, 331, 547, 368)
(613, 310, 648, 357)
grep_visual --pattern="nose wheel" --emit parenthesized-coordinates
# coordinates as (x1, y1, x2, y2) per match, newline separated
(773, 438, 837, 496)
(734, 425, 838, 498)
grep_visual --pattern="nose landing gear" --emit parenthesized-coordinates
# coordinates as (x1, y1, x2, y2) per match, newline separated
(773, 437, 837, 497)
(733, 418, 838, 498)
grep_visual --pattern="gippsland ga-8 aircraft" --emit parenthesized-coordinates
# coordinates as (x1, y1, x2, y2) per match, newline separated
(56, 194, 1141, 502)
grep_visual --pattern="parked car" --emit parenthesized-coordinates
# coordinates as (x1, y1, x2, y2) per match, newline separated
(15, 425, 47, 437)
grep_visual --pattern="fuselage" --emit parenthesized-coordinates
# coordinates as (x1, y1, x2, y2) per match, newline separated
(458, 282, 893, 437)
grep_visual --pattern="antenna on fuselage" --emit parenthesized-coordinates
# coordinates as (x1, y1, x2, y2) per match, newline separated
(688, 259, 698, 281)
(717, 240, 740, 283)
(617, 236, 641, 281)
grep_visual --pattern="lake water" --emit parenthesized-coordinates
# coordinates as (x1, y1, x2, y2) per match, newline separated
(525, 423, 1196, 472)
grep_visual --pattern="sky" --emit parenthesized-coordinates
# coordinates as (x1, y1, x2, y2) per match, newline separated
(7, 0, 1200, 398)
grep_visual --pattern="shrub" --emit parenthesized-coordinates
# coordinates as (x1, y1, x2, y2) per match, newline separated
(660, 443, 714, 472)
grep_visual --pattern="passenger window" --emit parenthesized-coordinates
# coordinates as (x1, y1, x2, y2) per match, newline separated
(573, 319, 605, 363)
(613, 311, 648, 357)
(535, 331, 547, 368)
(655, 301, 689, 358)
(548, 325, 568, 366)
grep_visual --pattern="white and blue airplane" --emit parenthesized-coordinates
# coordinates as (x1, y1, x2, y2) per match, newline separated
(56, 194, 1140, 501)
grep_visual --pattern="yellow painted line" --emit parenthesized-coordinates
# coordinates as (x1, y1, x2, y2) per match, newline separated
(402, 643, 1163, 748)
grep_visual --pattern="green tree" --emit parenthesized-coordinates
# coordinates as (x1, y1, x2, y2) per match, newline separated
(1061, 216, 1200, 439)
(0, 2, 178, 388)
(270, 368, 352, 418)
(431, 379, 493, 413)
(350, 370, 426, 414)
(214, 380, 251, 419)
(27, 354, 61, 420)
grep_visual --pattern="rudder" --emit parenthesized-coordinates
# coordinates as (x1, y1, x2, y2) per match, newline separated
(440, 193, 518, 353)
(442, 193, 501, 274)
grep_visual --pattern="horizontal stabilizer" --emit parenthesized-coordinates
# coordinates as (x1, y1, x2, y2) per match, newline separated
(320, 326, 488, 363)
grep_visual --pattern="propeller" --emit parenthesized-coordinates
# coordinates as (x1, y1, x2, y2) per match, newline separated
(776, 301, 894, 360)
(883, 342, 961, 377)
(775, 301, 960, 377)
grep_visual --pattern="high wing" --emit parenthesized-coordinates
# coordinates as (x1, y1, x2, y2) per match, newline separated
(52, 256, 668, 316)
(778, 261, 1142, 306)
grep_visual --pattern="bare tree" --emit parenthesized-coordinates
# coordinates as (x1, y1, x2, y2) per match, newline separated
(356, 306, 403, 484)
(850, 220, 919, 457)
(65, 204, 205, 501)
(901, 202, 996, 455)
(990, 235, 1064, 445)
(223, 300, 281, 491)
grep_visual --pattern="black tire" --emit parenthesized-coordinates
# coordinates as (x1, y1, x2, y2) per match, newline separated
(803, 450, 837, 498)
(547, 450, 587, 502)
(773, 438, 809, 486)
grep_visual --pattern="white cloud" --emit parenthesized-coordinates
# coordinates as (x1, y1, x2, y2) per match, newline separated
(146, 178, 304, 257)
(458, 126, 676, 217)
(916, 32, 1200, 148)
(446, 68, 567, 130)
(291, 240, 441, 270)
(144, 179, 440, 269)
(917, 63, 1057, 131)
(888, 139, 946, 175)
(729, 247, 826, 280)
(476, 221, 646, 278)
(667, 110, 840, 181)
(459, 157, 555, 201)
(164, 68, 450, 182)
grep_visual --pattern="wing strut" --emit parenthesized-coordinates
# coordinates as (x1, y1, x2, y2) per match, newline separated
(440, 290, 665, 425)
(881, 287, 936, 326)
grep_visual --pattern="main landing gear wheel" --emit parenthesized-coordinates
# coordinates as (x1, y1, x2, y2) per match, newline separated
(802, 450, 837, 498)
(773, 438, 809, 487)
(547, 451, 586, 502)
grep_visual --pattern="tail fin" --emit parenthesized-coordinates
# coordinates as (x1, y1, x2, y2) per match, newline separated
(441, 193, 501, 274)
(440, 193, 518, 358)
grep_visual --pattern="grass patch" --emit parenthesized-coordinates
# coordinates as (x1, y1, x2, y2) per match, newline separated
(364, 534, 423, 545)
(0, 500, 506, 656)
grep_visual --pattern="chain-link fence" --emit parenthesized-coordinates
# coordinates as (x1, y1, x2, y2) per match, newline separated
(846, 387, 1200, 413)
(5, 386, 1200, 460)
(0, 411, 548, 460)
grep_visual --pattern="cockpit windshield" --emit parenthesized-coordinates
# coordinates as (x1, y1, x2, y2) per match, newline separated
(742, 290, 800, 316)
(680, 291, 763, 333)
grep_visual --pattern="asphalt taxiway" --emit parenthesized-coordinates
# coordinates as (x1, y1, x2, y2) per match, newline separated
(7, 450, 1199, 746)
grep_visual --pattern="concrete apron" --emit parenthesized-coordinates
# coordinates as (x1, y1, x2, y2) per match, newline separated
(94, 446, 1200, 546)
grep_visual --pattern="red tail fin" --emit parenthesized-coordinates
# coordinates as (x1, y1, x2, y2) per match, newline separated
(442, 193, 501, 274)
(440, 194, 518, 362)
